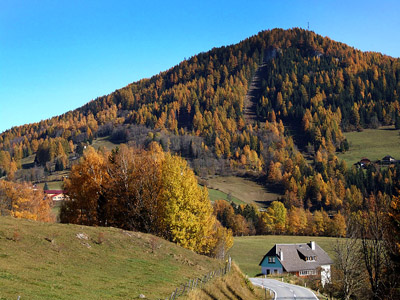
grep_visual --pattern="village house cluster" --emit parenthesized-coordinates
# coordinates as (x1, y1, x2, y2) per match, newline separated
(354, 155, 397, 169)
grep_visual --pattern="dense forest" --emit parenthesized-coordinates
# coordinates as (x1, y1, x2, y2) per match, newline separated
(0, 28, 400, 224)
(1, 28, 400, 210)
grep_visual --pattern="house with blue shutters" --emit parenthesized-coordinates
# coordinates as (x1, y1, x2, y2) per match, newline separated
(259, 241, 333, 286)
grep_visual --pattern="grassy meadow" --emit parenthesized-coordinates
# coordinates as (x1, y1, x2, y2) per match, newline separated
(205, 187, 245, 205)
(20, 154, 36, 168)
(91, 136, 119, 151)
(229, 235, 338, 277)
(205, 176, 281, 208)
(36, 181, 63, 190)
(337, 125, 400, 165)
(0, 217, 220, 300)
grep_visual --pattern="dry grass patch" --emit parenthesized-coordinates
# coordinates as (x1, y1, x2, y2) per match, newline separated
(186, 263, 268, 300)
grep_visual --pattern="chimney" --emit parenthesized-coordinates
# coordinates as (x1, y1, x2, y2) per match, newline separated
(279, 249, 283, 261)
(310, 241, 315, 250)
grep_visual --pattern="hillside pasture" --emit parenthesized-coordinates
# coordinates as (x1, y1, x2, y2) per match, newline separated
(337, 125, 400, 165)
(91, 136, 119, 151)
(36, 181, 64, 190)
(0, 217, 219, 300)
(205, 176, 281, 208)
(229, 235, 338, 277)
(21, 154, 36, 169)
(204, 187, 245, 205)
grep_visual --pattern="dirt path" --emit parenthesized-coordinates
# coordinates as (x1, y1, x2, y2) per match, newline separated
(243, 49, 277, 124)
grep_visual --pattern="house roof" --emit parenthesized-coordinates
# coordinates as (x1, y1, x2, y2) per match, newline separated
(382, 155, 395, 160)
(260, 242, 333, 272)
(44, 190, 65, 194)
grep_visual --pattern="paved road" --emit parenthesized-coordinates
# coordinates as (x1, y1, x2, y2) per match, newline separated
(250, 278, 318, 300)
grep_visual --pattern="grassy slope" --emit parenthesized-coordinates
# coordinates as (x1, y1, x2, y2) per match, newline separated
(91, 136, 119, 151)
(186, 263, 267, 300)
(229, 235, 337, 277)
(0, 217, 220, 300)
(204, 187, 245, 205)
(205, 176, 281, 208)
(337, 126, 400, 165)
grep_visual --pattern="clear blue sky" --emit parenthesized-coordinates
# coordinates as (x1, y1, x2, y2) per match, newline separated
(1, 0, 399, 133)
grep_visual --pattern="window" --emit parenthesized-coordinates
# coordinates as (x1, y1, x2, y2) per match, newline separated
(305, 256, 316, 262)
(268, 257, 276, 263)
(300, 270, 317, 276)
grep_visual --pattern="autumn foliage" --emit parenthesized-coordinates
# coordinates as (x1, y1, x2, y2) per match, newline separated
(2, 28, 400, 245)
(214, 199, 346, 237)
(0, 180, 53, 222)
(60, 145, 233, 256)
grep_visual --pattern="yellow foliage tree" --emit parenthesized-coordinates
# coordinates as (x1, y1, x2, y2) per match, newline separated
(61, 145, 232, 257)
(0, 181, 53, 222)
(158, 154, 219, 254)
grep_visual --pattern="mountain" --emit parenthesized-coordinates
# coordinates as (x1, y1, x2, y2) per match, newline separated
(1, 28, 400, 211)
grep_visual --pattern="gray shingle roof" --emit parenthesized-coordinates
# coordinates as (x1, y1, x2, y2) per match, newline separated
(260, 242, 333, 272)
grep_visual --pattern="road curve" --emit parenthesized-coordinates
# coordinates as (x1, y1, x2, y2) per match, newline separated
(250, 278, 318, 300)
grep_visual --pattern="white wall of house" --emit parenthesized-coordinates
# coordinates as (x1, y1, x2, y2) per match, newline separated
(52, 194, 65, 201)
(321, 265, 331, 286)
(261, 266, 283, 275)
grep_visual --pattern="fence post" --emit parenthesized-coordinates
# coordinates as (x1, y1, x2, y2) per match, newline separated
(172, 288, 178, 300)
(165, 258, 233, 299)
(193, 278, 197, 289)
(181, 284, 186, 295)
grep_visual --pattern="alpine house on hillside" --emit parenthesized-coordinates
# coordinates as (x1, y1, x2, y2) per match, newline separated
(259, 241, 333, 286)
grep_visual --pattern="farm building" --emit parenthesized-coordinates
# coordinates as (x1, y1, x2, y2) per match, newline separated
(381, 155, 396, 165)
(45, 190, 68, 201)
(259, 241, 333, 286)
(355, 157, 372, 169)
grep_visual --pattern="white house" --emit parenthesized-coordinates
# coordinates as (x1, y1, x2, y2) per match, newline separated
(44, 190, 68, 201)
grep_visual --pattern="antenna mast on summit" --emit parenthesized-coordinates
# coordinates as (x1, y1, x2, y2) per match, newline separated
(308, 22, 310, 30)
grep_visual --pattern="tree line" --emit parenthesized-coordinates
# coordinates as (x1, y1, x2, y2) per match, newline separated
(60, 144, 233, 258)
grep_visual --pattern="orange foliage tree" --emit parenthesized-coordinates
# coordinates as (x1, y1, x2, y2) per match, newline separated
(61, 145, 233, 256)
(0, 180, 53, 222)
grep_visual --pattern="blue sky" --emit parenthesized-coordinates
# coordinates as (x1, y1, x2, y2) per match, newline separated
(1, 0, 399, 133)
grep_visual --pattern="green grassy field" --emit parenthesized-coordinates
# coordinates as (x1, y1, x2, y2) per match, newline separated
(337, 126, 400, 165)
(21, 154, 36, 168)
(37, 181, 64, 190)
(0, 217, 220, 300)
(91, 136, 119, 151)
(205, 176, 281, 208)
(229, 235, 338, 277)
(203, 187, 245, 205)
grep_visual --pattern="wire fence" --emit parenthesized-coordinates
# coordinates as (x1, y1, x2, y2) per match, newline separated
(162, 256, 232, 300)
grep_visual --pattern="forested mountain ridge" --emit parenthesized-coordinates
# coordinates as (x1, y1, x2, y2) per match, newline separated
(2, 27, 400, 300)
(1, 28, 400, 213)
